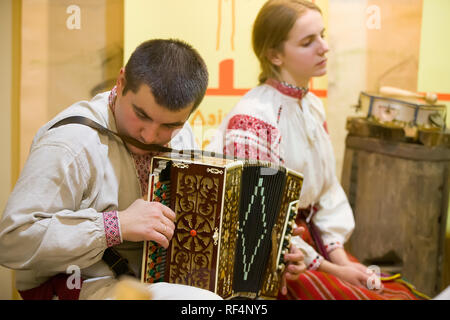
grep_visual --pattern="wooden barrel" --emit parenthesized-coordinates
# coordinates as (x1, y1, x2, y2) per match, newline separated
(341, 117, 450, 297)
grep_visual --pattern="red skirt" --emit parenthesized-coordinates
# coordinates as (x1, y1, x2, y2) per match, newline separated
(279, 216, 428, 300)
(278, 268, 425, 300)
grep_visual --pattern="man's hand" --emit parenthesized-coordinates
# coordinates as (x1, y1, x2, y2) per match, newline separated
(280, 227, 306, 295)
(118, 199, 176, 248)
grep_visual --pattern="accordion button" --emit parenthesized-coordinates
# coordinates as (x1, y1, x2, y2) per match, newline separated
(190, 229, 197, 237)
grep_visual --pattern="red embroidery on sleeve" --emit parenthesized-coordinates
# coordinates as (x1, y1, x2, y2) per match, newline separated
(227, 114, 279, 145)
(224, 114, 283, 163)
(103, 210, 122, 247)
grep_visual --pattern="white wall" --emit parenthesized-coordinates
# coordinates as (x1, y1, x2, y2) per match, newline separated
(328, 0, 367, 179)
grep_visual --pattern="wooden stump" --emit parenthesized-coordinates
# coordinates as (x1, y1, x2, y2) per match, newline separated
(341, 117, 450, 297)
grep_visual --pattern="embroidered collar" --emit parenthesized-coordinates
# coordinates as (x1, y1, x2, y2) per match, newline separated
(265, 78, 309, 99)
(108, 85, 118, 114)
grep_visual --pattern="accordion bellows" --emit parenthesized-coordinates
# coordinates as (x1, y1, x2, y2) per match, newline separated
(141, 153, 303, 299)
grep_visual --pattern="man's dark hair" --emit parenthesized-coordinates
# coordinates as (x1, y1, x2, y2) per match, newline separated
(123, 39, 209, 112)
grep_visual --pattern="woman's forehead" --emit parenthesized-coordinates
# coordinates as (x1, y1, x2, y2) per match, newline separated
(288, 9, 324, 40)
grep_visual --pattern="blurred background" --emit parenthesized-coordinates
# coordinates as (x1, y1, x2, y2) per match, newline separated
(1, 0, 449, 299)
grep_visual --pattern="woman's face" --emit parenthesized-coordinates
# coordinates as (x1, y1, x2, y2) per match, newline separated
(271, 9, 329, 87)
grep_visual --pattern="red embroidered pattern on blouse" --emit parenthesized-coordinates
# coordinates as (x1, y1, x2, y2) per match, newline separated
(265, 78, 309, 100)
(108, 85, 117, 114)
(132, 153, 161, 198)
(276, 105, 283, 124)
(226, 114, 282, 162)
(103, 210, 122, 247)
(227, 114, 279, 146)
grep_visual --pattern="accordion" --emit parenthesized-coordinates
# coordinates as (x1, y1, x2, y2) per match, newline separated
(140, 153, 303, 299)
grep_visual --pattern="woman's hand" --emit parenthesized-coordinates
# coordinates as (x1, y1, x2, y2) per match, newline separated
(329, 248, 372, 275)
(334, 264, 371, 288)
(326, 248, 382, 290)
(318, 260, 370, 288)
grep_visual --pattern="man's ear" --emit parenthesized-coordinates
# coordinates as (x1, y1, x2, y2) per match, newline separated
(116, 68, 126, 95)
(267, 48, 283, 67)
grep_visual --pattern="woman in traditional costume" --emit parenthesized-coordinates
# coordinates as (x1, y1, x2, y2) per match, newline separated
(207, 0, 425, 300)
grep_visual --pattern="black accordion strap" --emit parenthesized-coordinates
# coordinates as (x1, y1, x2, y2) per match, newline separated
(49, 116, 172, 153)
(49, 115, 237, 160)
(102, 247, 136, 278)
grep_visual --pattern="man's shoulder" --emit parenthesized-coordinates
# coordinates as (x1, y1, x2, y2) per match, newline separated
(51, 91, 111, 128)
(32, 92, 113, 154)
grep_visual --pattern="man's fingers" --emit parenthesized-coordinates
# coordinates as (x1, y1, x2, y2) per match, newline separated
(146, 230, 170, 249)
(156, 220, 175, 241)
(160, 216, 176, 232)
(153, 201, 176, 221)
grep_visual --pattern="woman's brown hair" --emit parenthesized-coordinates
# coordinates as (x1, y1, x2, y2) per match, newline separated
(252, 0, 322, 84)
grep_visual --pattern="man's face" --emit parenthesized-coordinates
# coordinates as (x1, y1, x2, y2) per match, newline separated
(114, 73, 194, 155)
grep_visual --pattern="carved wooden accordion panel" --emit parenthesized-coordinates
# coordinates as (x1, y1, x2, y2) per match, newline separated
(141, 154, 303, 299)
